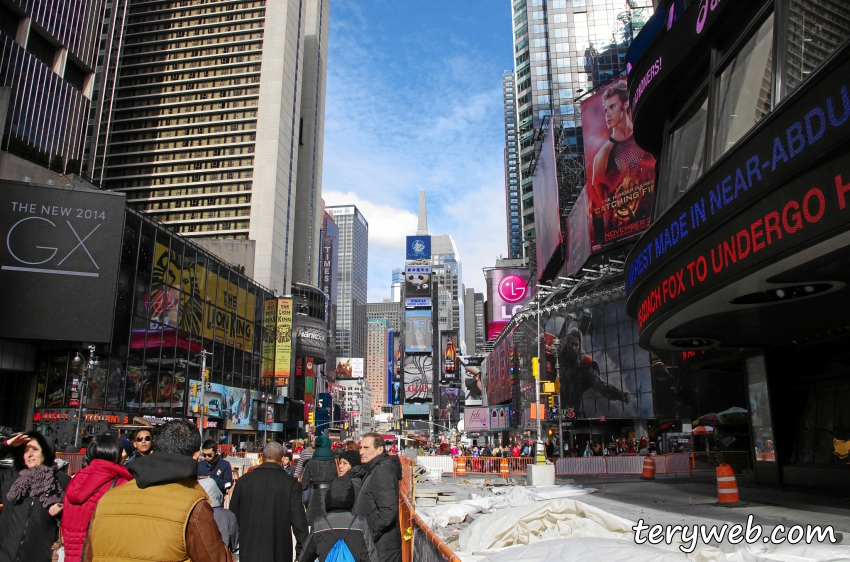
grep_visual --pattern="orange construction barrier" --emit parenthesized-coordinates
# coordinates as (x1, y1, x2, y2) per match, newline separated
(641, 455, 655, 480)
(716, 463, 739, 503)
(499, 457, 509, 479)
(456, 456, 467, 477)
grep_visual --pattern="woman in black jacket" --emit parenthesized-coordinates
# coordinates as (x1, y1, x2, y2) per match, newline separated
(300, 435, 338, 525)
(0, 431, 70, 562)
(298, 478, 378, 562)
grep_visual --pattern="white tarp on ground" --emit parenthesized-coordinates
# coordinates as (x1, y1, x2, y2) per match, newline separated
(458, 498, 633, 552)
(453, 498, 850, 562)
(416, 485, 595, 529)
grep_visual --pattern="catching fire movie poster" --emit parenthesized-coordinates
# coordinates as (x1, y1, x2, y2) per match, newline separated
(581, 76, 656, 252)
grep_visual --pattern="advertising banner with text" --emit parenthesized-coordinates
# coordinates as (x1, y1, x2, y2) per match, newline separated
(582, 76, 656, 253)
(486, 267, 531, 339)
(0, 181, 125, 341)
(404, 265, 432, 307)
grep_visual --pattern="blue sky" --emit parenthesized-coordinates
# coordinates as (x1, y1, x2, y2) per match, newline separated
(322, 1, 514, 302)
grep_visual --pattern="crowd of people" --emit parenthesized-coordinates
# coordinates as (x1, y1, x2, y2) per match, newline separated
(0, 424, 403, 562)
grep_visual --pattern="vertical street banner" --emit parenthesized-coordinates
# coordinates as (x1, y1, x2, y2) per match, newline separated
(581, 76, 656, 252)
(274, 298, 294, 387)
(261, 299, 277, 385)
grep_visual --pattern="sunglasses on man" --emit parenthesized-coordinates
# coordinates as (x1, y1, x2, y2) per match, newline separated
(135, 436, 152, 442)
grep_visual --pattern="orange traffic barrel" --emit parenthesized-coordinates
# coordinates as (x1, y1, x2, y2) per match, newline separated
(716, 463, 739, 503)
(641, 455, 655, 480)
(456, 455, 467, 477)
(500, 457, 509, 478)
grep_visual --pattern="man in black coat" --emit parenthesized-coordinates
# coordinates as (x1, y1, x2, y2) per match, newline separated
(353, 433, 402, 562)
(230, 442, 308, 562)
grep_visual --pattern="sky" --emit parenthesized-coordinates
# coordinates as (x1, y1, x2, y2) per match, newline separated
(322, 0, 514, 303)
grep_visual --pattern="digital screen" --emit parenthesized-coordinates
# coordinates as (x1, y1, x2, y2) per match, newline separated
(532, 126, 563, 276)
(486, 268, 531, 340)
(0, 181, 125, 341)
(334, 357, 364, 378)
(581, 76, 656, 253)
(404, 310, 433, 352)
(436, 386, 460, 421)
(404, 265, 432, 307)
(403, 354, 432, 402)
(406, 235, 431, 260)
(188, 379, 256, 430)
(440, 332, 458, 381)
(460, 356, 485, 406)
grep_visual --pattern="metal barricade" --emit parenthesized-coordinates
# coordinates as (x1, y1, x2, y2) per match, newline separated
(604, 455, 643, 474)
(452, 456, 533, 476)
(417, 456, 454, 474)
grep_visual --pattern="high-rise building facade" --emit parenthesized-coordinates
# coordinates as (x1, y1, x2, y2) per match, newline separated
(508, 0, 652, 262)
(502, 71, 522, 259)
(327, 204, 368, 358)
(0, 0, 102, 178)
(367, 301, 402, 334)
(366, 318, 390, 415)
(391, 267, 403, 302)
(463, 288, 486, 354)
(430, 234, 464, 354)
(292, 0, 329, 286)
(95, 0, 329, 295)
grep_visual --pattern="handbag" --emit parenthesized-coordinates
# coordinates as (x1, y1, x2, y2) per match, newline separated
(51, 529, 63, 562)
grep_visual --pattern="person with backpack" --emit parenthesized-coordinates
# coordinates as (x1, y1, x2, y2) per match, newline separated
(298, 478, 378, 562)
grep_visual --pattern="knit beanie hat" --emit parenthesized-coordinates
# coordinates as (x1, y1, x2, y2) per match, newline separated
(341, 450, 361, 467)
(312, 435, 336, 460)
(325, 477, 355, 512)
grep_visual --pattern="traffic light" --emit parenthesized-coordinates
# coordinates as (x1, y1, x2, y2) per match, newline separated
(308, 412, 315, 425)
(548, 395, 555, 408)
(203, 369, 210, 382)
(531, 357, 539, 379)
(548, 428, 553, 436)
(191, 382, 199, 397)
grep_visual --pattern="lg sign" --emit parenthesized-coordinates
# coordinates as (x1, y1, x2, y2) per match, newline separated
(498, 274, 527, 303)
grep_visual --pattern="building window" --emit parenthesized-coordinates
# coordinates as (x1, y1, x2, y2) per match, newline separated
(659, 93, 708, 215)
(784, 1, 850, 95)
(712, 14, 774, 162)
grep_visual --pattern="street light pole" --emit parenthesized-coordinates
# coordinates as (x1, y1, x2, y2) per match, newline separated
(73, 345, 98, 449)
(535, 293, 545, 465)
(554, 337, 563, 458)
(198, 350, 211, 440)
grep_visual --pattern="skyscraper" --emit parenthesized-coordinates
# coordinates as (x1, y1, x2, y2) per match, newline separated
(326, 204, 368, 358)
(430, 234, 464, 353)
(96, 0, 330, 295)
(463, 288, 485, 354)
(292, 0, 330, 286)
(390, 268, 403, 302)
(508, 0, 652, 262)
(502, 71, 522, 259)
(0, 0, 103, 180)
(366, 318, 391, 415)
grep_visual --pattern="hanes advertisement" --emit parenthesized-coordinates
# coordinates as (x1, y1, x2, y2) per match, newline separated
(582, 76, 656, 252)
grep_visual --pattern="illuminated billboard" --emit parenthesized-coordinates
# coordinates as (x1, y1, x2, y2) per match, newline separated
(403, 354, 432, 402)
(404, 265, 431, 307)
(581, 76, 656, 252)
(485, 268, 531, 340)
(260, 298, 294, 388)
(532, 125, 563, 277)
(565, 187, 591, 276)
(483, 335, 513, 406)
(188, 380, 255, 430)
(489, 405, 512, 430)
(404, 310, 433, 352)
(406, 235, 431, 260)
(440, 332, 458, 382)
(436, 387, 460, 421)
(464, 407, 489, 431)
(460, 356, 484, 406)
(0, 181, 125, 342)
(334, 358, 364, 378)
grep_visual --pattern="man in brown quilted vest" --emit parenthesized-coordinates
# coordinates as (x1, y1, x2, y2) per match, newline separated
(85, 420, 231, 562)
